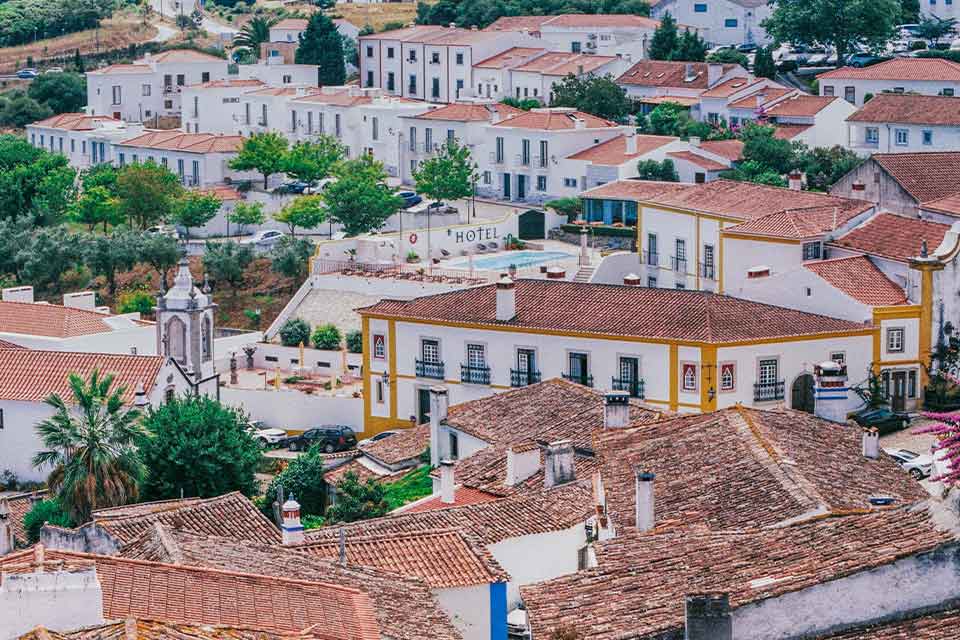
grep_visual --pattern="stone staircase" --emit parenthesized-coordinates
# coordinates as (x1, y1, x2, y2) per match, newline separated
(572, 265, 595, 283)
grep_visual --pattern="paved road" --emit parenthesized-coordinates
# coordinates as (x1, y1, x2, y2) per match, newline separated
(149, 0, 238, 35)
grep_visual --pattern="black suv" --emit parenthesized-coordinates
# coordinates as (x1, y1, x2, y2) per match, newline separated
(287, 425, 357, 453)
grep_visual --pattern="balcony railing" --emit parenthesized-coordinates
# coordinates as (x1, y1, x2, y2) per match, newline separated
(612, 377, 645, 398)
(563, 372, 594, 387)
(511, 369, 542, 387)
(671, 256, 688, 273)
(461, 364, 491, 385)
(644, 250, 659, 267)
(753, 380, 785, 402)
(416, 359, 445, 380)
(700, 263, 716, 280)
(489, 152, 505, 164)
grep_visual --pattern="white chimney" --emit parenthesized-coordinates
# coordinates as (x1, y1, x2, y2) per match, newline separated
(706, 63, 723, 87)
(496, 276, 516, 321)
(0, 499, 12, 556)
(544, 440, 575, 488)
(624, 130, 638, 155)
(604, 391, 631, 428)
(506, 446, 541, 486)
(684, 63, 695, 81)
(688, 136, 701, 148)
(63, 291, 96, 311)
(133, 381, 149, 408)
(635, 469, 655, 532)
(428, 386, 449, 467)
(862, 428, 880, 460)
(788, 170, 803, 191)
(280, 493, 305, 545)
(1, 286, 34, 304)
(439, 459, 455, 504)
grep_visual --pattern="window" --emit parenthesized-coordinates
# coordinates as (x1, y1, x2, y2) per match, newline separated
(201, 71, 210, 83)
(702, 244, 715, 278)
(537, 175, 547, 191)
(177, 158, 184, 178)
(261, 104, 268, 127)
(675, 282, 686, 290)
(421, 338, 440, 363)
(387, 72, 395, 91)
(191, 160, 200, 185)
(646, 233, 658, 266)
(335, 113, 341, 137)
(387, 47, 394, 59)
(895, 129, 909, 146)
(447, 129, 455, 144)
(307, 111, 313, 134)
(431, 52, 440, 64)
(802, 241, 822, 261)
(830, 351, 845, 365)
(943, 88, 955, 96)
(467, 344, 486, 368)
(373, 334, 386, 359)
(111, 85, 122, 105)
(283, 74, 292, 84)
(539, 140, 548, 167)
(409, 127, 417, 152)
(893, 87, 905, 93)
(844, 86, 856, 103)
(176, 74, 185, 86)
(865, 127, 879, 144)
(366, 71, 374, 88)
(118, 152, 126, 167)
(483, 170, 491, 184)
(409, 75, 417, 95)
(244, 102, 251, 125)
(567, 352, 590, 385)
(456, 79, 463, 97)
(456, 52, 464, 65)
(425, 127, 433, 151)
(70, 139, 75, 153)
(366, 46, 374, 57)
(908, 369, 918, 397)
(720, 362, 735, 391)
(758, 358, 779, 385)
(681, 363, 697, 392)
(291, 110, 298, 132)
(822, 85, 835, 97)
(522, 139, 531, 165)
(142, 84, 151, 96)
(409, 50, 417, 62)
(431, 77, 440, 99)
(694, 2, 707, 9)
(496, 137, 504, 163)
(647, 275, 657, 288)
(376, 379, 385, 403)
(887, 327, 905, 353)
(724, 18, 738, 27)
(923, 129, 933, 145)
(372, 116, 379, 141)
(448, 432, 459, 459)
(571, 41, 581, 53)
(564, 178, 577, 188)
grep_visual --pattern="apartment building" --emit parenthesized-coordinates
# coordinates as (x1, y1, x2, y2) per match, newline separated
(652, 0, 772, 46)
(731, 92, 855, 147)
(473, 48, 625, 103)
(358, 24, 535, 102)
(25, 113, 146, 169)
(616, 60, 751, 116)
(845, 93, 960, 154)
(111, 131, 251, 187)
(817, 57, 960, 107)
(86, 49, 230, 123)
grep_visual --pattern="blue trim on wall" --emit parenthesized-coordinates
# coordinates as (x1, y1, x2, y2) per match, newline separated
(489, 582, 508, 640)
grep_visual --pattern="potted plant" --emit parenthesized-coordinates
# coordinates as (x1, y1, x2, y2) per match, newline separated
(406, 250, 420, 264)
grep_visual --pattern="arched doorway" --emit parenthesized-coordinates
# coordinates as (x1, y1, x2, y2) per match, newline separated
(791, 374, 815, 413)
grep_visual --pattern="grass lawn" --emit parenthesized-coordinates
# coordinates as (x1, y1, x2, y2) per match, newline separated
(383, 464, 433, 510)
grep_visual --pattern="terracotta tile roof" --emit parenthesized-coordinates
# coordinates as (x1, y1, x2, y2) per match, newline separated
(403, 487, 500, 513)
(17, 618, 335, 640)
(118, 131, 243, 153)
(566, 134, 677, 164)
(83, 492, 281, 545)
(359, 24, 447, 41)
(541, 14, 660, 28)
(818, 57, 960, 81)
(273, 18, 308, 30)
(324, 458, 415, 485)
(492, 108, 617, 130)
(665, 150, 728, 171)
(922, 192, 960, 217)
(30, 113, 118, 131)
(583, 178, 871, 222)
(870, 151, 960, 203)
(0, 350, 164, 404)
(804, 256, 909, 306)
(699, 77, 764, 98)
(512, 52, 617, 76)
(359, 279, 869, 344)
(593, 406, 927, 533)
(698, 139, 744, 161)
(635, 94, 700, 106)
(295, 91, 372, 106)
(483, 15, 553, 33)
(0, 548, 381, 639)
(522, 506, 954, 640)
(617, 61, 738, 89)
(723, 203, 873, 239)
(830, 212, 950, 263)
(298, 528, 506, 588)
(847, 93, 960, 126)
(816, 606, 960, 639)
(728, 87, 793, 110)
(188, 78, 265, 89)
(199, 184, 243, 201)
(763, 94, 838, 117)
(360, 428, 429, 467)
(146, 49, 226, 64)
(412, 102, 522, 122)
(473, 47, 545, 69)
(119, 525, 460, 640)
(89, 63, 151, 75)
(4, 490, 48, 544)
(0, 300, 113, 338)
(773, 122, 814, 139)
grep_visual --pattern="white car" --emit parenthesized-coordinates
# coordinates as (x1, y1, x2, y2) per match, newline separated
(248, 230, 285, 246)
(883, 448, 934, 480)
(246, 420, 288, 446)
(358, 429, 403, 448)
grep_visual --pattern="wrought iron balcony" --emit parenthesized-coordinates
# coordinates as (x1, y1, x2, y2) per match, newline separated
(461, 364, 491, 385)
(416, 359, 445, 380)
(753, 380, 785, 402)
(612, 377, 645, 398)
(644, 250, 659, 267)
(511, 369, 542, 387)
(700, 263, 716, 280)
(671, 256, 688, 273)
(563, 372, 594, 387)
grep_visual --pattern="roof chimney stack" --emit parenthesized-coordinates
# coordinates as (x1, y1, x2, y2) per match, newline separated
(788, 170, 803, 191)
(604, 391, 631, 428)
(496, 276, 516, 321)
(506, 446, 541, 486)
(280, 493, 304, 546)
(624, 129, 638, 155)
(0, 498, 13, 556)
(1, 285, 34, 304)
(635, 469, 655, 532)
(429, 386, 449, 467)
(439, 459, 456, 504)
(623, 273, 642, 286)
(862, 427, 880, 460)
(688, 136, 701, 148)
(544, 440, 575, 488)
(684, 594, 732, 640)
(133, 381, 149, 408)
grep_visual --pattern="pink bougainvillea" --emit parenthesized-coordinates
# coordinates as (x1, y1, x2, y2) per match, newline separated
(915, 412, 960, 484)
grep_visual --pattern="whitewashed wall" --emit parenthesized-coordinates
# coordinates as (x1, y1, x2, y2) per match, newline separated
(219, 387, 363, 431)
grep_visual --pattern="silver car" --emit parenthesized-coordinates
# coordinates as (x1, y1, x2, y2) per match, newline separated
(883, 448, 934, 480)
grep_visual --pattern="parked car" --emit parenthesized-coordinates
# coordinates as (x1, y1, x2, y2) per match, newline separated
(850, 407, 910, 434)
(248, 229, 285, 246)
(245, 420, 288, 446)
(397, 190, 422, 209)
(287, 425, 357, 453)
(883, 447, 933, 480)
(274, 181, 310, 195)
(845, 52, 888, 67)
(146, 224, 180, 238)
(358, 429, 402, 448)
(305, 177, 337, 194)
(16, 68, 38, 79)
(44, 67, 63, 74)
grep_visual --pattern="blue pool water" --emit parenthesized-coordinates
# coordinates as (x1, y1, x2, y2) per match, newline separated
(452, 250, 573, 270)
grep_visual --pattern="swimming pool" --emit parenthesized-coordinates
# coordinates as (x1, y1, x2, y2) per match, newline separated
(450, 250, 573, 271)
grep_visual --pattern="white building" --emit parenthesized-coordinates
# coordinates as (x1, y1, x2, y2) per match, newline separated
(485, 14, 662, 61)
(616, 60, 751, 116)
(817, 57, 960, 107)
(732, 93, 856, 148)
(472, 48, 625, 103)
(652, 0, 772, 46)
(845, 93, 960, 154)
(180, 78, 265, 134)
(112, 130, 249, 187)
(25, 113, 146, 169)
(86, 49, 230, 123)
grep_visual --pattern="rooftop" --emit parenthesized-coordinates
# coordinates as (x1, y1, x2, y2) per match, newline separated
(273, 18, 309, 30)
(411, 102, 522, 122)
(145, 49, 225, 64)
(763, 94, 838, 117)
(117, 131, 244, 153)
(512, 52, 617, 76)
(818, 606, 960, 638)
(772, 122, 814, 140)
(17, 618, 333, 640)
(698, 138, 744, 161)
(818, 56, 960, 82)
(617, 61, 738, 89)
(804, 255, 909, 306)
(484, 13, 661, 31)
(830, 212, 949, 263)
(0, 300, 114, 338)
(358, 279, 871, 344)
(187, 78, 265, 90)
(728, 86, 794, 110)
(922, 192, 960, 217)
(491, 108, 618, 130)
(29, 113, 119, 131)
(869, 151, 960, 203)
(665, 150, 728, 171)
(3, 490, 48, 544)
(723, 202, 872, 240)
(566, 134, 677, 165)
(699, 76, 766, 98)
(473, 47, 546, 69)
(848, 93, 960, 126)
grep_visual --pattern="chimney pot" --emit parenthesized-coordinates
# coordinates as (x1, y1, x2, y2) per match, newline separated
(544, 440, 575, 488)
(603, 391, 631, 428)
(862, 427, 880, 459)
(281, 492, 304, 545)
(546, 267, 566, 279)
(440, 459, 456, 504)
(623, 273, 642, 286)
(788, 170, 803, 191)
(635, 469, 655, 532)
(496, 276, 517, 321)
(688, 136, 701, 148)
(685, 593, 732, 640)
(428, 386, 449, 466)
(624, 130, 638, 155)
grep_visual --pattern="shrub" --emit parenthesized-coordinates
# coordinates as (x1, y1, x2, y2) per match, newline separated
(23, 499, 74, 544)
(279, 318, 311, 347)
(263, 443, 328, 517)
(544, 197, 582, 222)
(909, 40, 927, 51)
(345, 329, 363, 354)
(312, 323, 342, 350)
(117, 289, 155, 315)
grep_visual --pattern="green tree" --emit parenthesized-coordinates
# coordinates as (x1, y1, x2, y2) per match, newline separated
(674, 28, 707, 62)
(263, 443, 328, 517)
(311, 323, 342, 350)
(0, 220, 32, 282)
(22, 498, 74, 544)
(645, 101, 723, 139)
(281, 136, 346, 184)
(549, 74, 632, 121)
(325, 471, 389, 523)
(0, 143, 73, 224)
(706, 48, 749, 66)
(32, 370, 148, 523)
(762, 0, 899, 67)
(919, 16, 957, 45)
(740, 122, 796, 174)
(753, 45, 777, 79)
(0, 93, 52, 128)
(172, 190, 222, 239)
(323, 155, 403, 236)
(274, 194, 326, 237)
(413, 139, 476, 205)
(82, 163, 119, 195)
(139, 396, 261, 500)
(229, 132, 289, 189)
(117, 288, 155, 315)
(0, 134, 42, 169)
(202, 240, 254, 296)
(269, 235, 314, 280)
(722, 159, 788, 187)
(116, 161, 184, 229)
(295, 13, 346, 86)
(544, 197, 581, 222)
(69, 185, 121, 231)
(85, 230, 140, 296)
(27, 72, 87, 114)
(279, 317, 311, 347)
(139, 231, 182, 290)
(345, 329, 363, 354)
(17, 227, 82, 293)
(898, 0, 920, 22)
(234, 16, 276, 54)
(73, 48, 85, 73)
(649, 12, 679, 60)
(500, 97, 541, 110)
(796, 144, 863, 191)
(636, 158, 679, 181)
(227, 201, 266, 236)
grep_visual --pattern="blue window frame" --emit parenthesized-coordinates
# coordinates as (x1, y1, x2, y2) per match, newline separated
(724, 18, 738, 27)
(694, 3, 707, 11)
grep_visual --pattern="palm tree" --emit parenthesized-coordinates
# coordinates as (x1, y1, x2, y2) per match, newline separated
(233, 17, 276, 56)
(32, 370, 149, 523)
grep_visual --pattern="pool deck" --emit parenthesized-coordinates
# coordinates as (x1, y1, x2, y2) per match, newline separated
(430, 240, 597, 276)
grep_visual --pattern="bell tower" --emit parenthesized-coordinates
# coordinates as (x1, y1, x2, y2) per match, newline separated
(156, 257, 217, 383)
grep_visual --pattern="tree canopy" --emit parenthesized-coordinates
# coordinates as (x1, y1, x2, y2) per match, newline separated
(413, 139, 477, 203)
(172, 190, 222, 239)
(274, 194, 327, 237)
(296, 13, 346, 86)
(116, 161, 185, 229)
(229, 132, 289, 189)
(325, 471, 389, 523)
(281, 136, 346, 184)
(27, 73, 87, 114)
(549, 74, 632, 122)
(323, 155, 403, 236)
